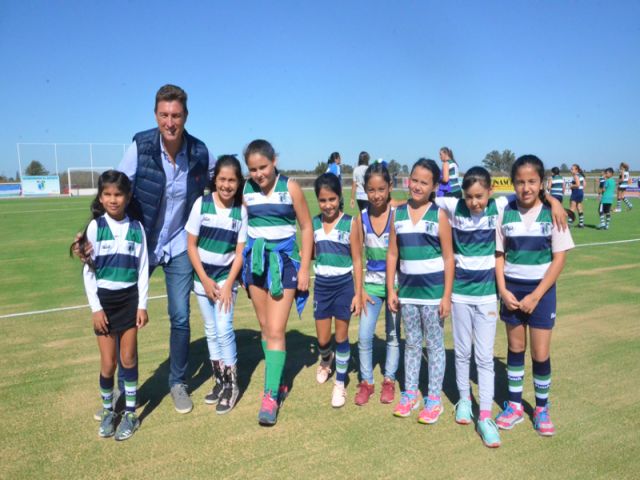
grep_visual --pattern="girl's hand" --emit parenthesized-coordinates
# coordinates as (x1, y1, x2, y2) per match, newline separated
(351, 295, 362, 317)
(361, 291, 375, 316)
(439, 296, 451, 319)
(219, 283, 233, 314)
(136, 309, 149, 329)
(388, 291, 400, 314)
(350, 198, 355, 209)
(203, 277, 220, 302)
(519, 293, 540, 314)
(500, 289, 520, 311)
(92, 310, 109, 334)
(297, 267, 310, 292)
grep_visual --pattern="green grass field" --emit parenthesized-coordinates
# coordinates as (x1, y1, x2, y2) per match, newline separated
(0, 192, 639, 479)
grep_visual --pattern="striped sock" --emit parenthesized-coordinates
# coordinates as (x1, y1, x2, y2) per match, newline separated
(617, 199, 622, 210)
(578, 212, 584, 226)
(606, 213, 611, 227)
(507, 350, 525, 405)
(532, 358, 551, 408)
(335, 339, 350, 384)
(265, 349, 286, 394)
(120, 364, 138, 413)
(599, 213, 605, 227)
(624, 197, 633, 209)
(318, 342, 332, 362)
(99, 375, 114, 410)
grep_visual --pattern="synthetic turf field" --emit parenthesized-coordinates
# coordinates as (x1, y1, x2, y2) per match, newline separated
(0, 192, 638, 479)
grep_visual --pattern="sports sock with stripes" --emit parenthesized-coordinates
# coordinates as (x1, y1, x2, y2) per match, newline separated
(507, 350, 525, 405)
(318, 341, 332, 362)
(335, 339, 350, 384)
(578, 212, 584, 226)
(120, 364, 138, 413)
(99, 374, 114, 410)
(623, 197, 633, 209)
(532, 357, 551, 408)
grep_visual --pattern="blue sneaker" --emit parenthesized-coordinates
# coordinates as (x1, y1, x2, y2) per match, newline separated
(115, 411, 139, 441)
(455, 398, 473, 425)
(98, 409, 116, 438)
(258, 391, 279, 426)
(477, 418, 501, 448)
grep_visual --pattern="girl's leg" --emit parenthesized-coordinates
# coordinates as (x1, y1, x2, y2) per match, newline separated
(569, 200, 577, 214)
(315, 317, 334, 384)
(422, 305, 446, 398)
(118, 327, 139, 414)
(249, 286, 271, 388)
(529, 327, 553, 408)
(473, 304, 498, 419)
(401, 304, 423, 393)
(97, 334, 118, 410)
(623, 192, 633, 209)
(451, 302, 473, 401)
(505, 323, 527, 406)
(357, 295, 383, 384)
(196, 295, 222, 363)
(577, 202, 585, 227)
(262, 289, 296, 394)
(383, 300, 401, 382)
(214, 289, 238, 367)
(334, 319, 350, 384)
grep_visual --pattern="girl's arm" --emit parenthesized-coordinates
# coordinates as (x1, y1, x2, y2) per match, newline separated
(290, 179, 313, 292)
(570, 173, 579, 189)
(187, 233, 220, 301)
(519, 251, 567, 314)
(441, 160, 450, 183)
(82, 221, 109, 334)
(136, 227, 149, 328)
(438, 209, 454, 319)
(350, 216, 363, 316)
(544, 193, 568, 230)
(351, 179, 357, 209)
(354, 215, 373, 315)
(386, 216, 400, 313)
(219, 241, 245, 313)
(496, 253, 519, 310)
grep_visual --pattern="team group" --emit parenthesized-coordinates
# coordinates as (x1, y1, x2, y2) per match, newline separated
(75, 84, 604, 448)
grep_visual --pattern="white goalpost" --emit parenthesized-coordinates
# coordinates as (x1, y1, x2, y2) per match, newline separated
(66, 166, 115, 197)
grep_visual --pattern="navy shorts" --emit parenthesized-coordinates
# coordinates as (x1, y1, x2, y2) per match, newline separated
(244, 253, 298, 292)
(500, 277, 556, 330)
(570, 190, 584, 203)
(314, 273, 354, 321)
(599, 202, 612, 214)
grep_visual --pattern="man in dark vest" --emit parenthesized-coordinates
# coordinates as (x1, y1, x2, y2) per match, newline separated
(117, 84, 214, 414)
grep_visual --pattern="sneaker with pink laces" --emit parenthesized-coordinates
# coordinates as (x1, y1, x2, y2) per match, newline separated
(316, 352, 334, 384)
(380, 378, 395, 404)
(354, 381, 375, 406)
(418, 396, 443, 424)
(495, 401, 524, 430)
(258, 391, 279, 426)
(533, 405, 555, 436)
(393, 391, 419, 417)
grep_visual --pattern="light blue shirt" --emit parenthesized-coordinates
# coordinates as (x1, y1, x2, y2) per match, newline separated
(119, 137, 215, 266)
(326, 163, 341, 178)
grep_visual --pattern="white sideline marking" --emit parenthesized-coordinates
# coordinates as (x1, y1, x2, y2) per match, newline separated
(0, 207, 88, 215)
(2, 238, 639, 319)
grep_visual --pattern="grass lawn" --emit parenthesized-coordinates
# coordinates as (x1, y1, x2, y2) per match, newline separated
(0, 192, 638, 479)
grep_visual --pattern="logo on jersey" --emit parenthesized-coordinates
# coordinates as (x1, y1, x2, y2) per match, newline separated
(425, 221, 436, 235)
(540, 223, 551, 236)
(279, 192, 288, 203)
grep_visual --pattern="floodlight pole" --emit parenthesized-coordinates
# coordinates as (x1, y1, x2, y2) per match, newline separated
(90, 144, 94, 188)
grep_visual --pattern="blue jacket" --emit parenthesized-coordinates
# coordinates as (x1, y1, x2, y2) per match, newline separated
(130, 128, 209, 252)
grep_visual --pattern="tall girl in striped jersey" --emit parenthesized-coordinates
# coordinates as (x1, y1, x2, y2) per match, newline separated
(75, 170, 149, 441)
(186, 155, 247, 414)
(616, 162, 633, 212)
(569, 164, 585, 228)
(439, 147, 462, 198)
(242, 140, 313, 426)
(354, 162, 401, 406)
(495, 155, 574, 437)
(312, 173, 362, 407)
(387, 158, 454, 424)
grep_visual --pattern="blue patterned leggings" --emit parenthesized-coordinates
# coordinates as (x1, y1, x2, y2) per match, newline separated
(401, 304, 445, 396)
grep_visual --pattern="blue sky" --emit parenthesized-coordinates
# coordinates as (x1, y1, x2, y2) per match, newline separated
(1, 1, 639, 177)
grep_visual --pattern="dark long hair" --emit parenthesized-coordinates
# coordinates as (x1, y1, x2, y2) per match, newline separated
(364, 161, 392, 203)
(327, 152, 341, 164)
(462, 166, 492, 192)
(511, 155, 548, 204)
(211, 155, 244, 206)
(314, 172, 344, 211)
(70, 170, 132, 271)
(243, 139, 279, 176)
(411, 158, 440, 202)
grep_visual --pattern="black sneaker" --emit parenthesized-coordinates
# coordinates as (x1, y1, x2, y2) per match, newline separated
(216, 365, 239, 415)
(205, 360, 224, 405)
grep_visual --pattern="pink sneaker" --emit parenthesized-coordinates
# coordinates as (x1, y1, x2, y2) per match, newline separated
(533, 405, 555, 436)
(495, 401, 524, 430)
(393, 391, 419, 417)
(418, 396, 443, 424)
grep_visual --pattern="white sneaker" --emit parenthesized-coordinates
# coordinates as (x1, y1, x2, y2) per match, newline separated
(614, 208, 622, 213)
(331, 382, 347, 408)
(316, 351, 334, 384)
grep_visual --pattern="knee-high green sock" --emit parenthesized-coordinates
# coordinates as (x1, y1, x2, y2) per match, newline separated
(261, 339, 267, 389)
(265, 349, 286, 394)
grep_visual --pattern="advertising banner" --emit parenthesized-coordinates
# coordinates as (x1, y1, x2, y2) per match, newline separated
(492, 176, 513, 192)
(627, 176, 640, 197)
(21, 176, 61, 196)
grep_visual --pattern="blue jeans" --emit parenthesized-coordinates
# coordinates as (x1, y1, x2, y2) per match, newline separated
(159, 251, 193, 387)
(358, 294, 400, 383)
(195, 285, 238, 366)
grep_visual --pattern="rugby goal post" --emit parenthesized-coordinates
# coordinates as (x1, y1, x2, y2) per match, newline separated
(66, 166, 114, 196)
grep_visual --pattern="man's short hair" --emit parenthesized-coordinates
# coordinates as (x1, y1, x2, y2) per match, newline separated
(155, 84, 188, 115)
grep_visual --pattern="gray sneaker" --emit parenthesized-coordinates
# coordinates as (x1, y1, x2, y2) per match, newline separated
(98, 409, 116, 438)
(170, 383, 193, 414)
(115, 412, 139, 441)
(94, 390, 122, 421)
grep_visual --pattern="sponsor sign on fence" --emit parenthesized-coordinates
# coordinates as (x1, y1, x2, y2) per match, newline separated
(0, 183, 22, 197)
(492, 176, 514, 192)
(21, 176, 61, 196)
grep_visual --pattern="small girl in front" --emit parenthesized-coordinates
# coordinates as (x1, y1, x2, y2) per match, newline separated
(312, 173, 362, 407)
(76, 170, 149, 441)
(387, 158, 454, 424)
(495, 155, 574, 436)
(186, 155, 247, 414)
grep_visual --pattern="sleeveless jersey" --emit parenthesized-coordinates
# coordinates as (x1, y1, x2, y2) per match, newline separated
(362, 206, 394, 296)
(93, 215, 144, 290)
(193, 194, 244, 293)
(394, 203, 444, 305)
(550, 175, 564, 196)
(244, 175, 296, 241)
(620, 171, 630, 189)
(573, 174, 585, 190)
(450, 199, 498, 304)
(313, 213, 353, 277)
(501, 201, 553, 282)
(448, 161, 461, 195)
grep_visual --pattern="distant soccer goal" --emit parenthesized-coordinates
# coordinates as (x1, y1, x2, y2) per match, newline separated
(65, 166, 114, 197)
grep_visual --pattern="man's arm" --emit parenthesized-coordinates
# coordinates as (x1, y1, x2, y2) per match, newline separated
(118, 141, 138, 184)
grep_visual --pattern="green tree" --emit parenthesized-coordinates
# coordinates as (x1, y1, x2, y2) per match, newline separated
(401, 164, 409, 175)
(314, 161, 328, 176)
(482, 150, 516, 174)
(387, 159, 402, 176)
(560, 163, 569, 172)
(25, 160, 49, 176)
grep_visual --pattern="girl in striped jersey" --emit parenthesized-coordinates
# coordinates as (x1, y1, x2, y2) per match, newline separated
(387, 158, 455, 424)
(616, 162, 633, 212)
(547, 167, 564, 204)
(186, 155, 247, 414)
(495, 155, 574, 437)
(312, 174, 362, 407)
(569, 164, 585, 228)
(242, 139, 313, 426)
(439, 147, 462, 198)
(354, 162, 402, 406)
(76, 170, 149, 441)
